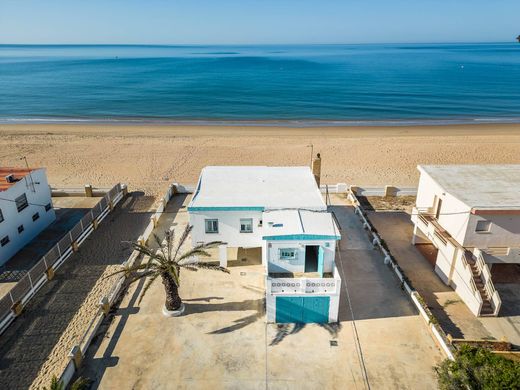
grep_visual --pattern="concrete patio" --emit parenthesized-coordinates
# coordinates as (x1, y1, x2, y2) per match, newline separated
(79, 194, 444, 389)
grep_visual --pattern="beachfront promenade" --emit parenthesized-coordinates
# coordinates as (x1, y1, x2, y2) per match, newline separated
(0, 193, 154, 389)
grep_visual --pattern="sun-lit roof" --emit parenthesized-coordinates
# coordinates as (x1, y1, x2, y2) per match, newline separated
(419, 165, 520, 211)
(261, 209, 340, 240)
(188, 166, 326, 211)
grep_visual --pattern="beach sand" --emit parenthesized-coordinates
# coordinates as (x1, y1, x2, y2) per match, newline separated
(2, 123, 520, 197)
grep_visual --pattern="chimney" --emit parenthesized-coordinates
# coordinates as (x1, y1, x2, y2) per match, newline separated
(312, 153, 321, 186)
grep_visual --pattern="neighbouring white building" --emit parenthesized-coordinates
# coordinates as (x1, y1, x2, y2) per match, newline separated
(188, 166, 342, 323)
(411, 165, 520, 317)
(0, 168, 56, 266)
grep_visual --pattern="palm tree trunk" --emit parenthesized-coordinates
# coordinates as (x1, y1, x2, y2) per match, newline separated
(161, 272, 182, 311)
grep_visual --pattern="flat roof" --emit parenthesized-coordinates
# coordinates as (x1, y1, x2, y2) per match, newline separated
(262, 209, 340, 240)
(419, 165, 520, 210)
(0, 167, 40, 192)
(189, 166, 326, 210)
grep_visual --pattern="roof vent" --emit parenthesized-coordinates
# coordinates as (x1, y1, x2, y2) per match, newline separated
(5, 174, 15, 183)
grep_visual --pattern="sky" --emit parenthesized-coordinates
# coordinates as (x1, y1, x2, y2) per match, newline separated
(0, 0, 518, 45)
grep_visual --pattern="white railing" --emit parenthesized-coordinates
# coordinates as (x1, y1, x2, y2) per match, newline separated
(266, 266, 341, 295)
(475, 250, 502, 315)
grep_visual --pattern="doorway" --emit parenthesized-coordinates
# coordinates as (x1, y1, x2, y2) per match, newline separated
(305, 245, 319, 272)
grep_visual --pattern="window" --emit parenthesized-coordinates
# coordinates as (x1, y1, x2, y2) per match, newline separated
(279, 248, 297, 260)
(205, 219, 218, 234)
(17, 225, 24, 234)
(32, 212, 40, 222)
(476, 220, 491, 233)
(45, 203, 52, 212)
(15, 193, 28, 212)
(0, 208, 3, 223)
(0, 236, 9, 247)
(240, 218, 253, 233)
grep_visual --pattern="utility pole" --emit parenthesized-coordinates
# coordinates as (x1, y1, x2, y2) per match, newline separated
(20, 156, 35, 192)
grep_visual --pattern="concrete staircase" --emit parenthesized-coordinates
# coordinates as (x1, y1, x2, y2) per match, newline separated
(464, 251, 494, 316)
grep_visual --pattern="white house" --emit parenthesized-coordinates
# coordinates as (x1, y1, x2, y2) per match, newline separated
(0, 168, 56, 266)
(188, 166, 342, 323)
(411, 165, 520, 317)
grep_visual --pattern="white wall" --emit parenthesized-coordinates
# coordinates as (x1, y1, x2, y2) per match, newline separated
(265, 239, 336, 274)
(416, 171, 471, 245)
(189, 210, 264, 248)
(0, 169, 56, 265)
(463, 213, 520, 248)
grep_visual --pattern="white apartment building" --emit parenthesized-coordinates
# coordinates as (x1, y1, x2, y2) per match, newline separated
(0, 168, 56, 266)
(412, 165, 520, 317)
(188, 166, 342, 323)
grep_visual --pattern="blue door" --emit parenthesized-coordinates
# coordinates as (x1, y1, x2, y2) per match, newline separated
(276, 296, 330, 323)
(317, 246, 324, 277)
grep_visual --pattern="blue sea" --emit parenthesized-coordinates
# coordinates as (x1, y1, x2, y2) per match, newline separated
(0, 43, 519, 126)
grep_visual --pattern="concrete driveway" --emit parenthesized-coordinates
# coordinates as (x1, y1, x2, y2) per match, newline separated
(79, 194, 443, 390)
(367, 211, 520, 347)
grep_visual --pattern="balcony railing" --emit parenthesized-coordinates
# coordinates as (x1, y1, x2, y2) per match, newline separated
(266, 265, 341, 295)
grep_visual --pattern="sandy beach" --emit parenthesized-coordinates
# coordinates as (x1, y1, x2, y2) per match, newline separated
(2, 123, 520, 196)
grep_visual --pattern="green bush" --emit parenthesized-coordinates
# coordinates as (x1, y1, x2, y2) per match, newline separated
(436, 345, 520, 389)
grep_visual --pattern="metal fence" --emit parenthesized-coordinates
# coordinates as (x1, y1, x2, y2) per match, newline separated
(0, 183, 124, 335)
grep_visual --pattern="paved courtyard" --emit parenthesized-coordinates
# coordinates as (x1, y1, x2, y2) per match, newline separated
(79, 193, 443, 389)
(0, 196, 101, 298)
(367, 211, 520, 347)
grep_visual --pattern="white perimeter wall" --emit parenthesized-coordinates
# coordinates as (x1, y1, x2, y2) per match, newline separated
(0, 169, 56, 265)
(189, 210, 264, 248)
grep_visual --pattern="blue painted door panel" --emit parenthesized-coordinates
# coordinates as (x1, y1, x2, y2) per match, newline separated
(276, 296, 330, 323)
(276, 296, 304, 323)
(317, 246, 324, 277)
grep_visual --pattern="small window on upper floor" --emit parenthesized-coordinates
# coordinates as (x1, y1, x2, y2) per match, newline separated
(45, 203, 52, 212)
(18, 225, 24, 234)
(0, 208, 3, 223)
(476, 220, 492, 233)
(1, 236, 9, 247)
(32, 212, 40, 222)
(205, 219, 218, 234)
(15, 193, 28, 212)
(240, 218, 253, 233)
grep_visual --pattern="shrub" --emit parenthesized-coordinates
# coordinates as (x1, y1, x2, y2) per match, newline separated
(436, 345, 520, 389)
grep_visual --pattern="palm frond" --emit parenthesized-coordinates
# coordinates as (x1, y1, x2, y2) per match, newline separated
(172, 224, 192, 261)
(181, 261, 230, 273)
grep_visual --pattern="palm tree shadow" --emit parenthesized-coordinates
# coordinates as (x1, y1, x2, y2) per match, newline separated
(270, 322, 342, 346)
(182, 297, 265, 334)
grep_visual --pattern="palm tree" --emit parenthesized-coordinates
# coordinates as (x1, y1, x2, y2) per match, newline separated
(517, 35, 520, 43)
(110, 225, 229, 314)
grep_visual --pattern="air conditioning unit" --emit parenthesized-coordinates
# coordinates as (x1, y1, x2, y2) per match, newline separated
(5, 174, 15, 183)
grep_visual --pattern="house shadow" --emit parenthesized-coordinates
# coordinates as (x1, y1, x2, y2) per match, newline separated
(269, 322, 342, 346)
(183, 297, 265, 334)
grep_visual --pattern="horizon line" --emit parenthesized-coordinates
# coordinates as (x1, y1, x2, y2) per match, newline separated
(0, 41, 517, 47)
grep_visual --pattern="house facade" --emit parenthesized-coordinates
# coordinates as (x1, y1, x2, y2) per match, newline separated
(411, 165, 520, 317)
(188, 166, 341, 323)
(0, 168, 56, 266)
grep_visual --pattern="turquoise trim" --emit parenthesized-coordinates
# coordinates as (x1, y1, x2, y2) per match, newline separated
(188, 206, 264, 212)
(263, 234, 340, 241)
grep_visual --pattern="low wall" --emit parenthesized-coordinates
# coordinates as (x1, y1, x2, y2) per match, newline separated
(347, 190, 455, 360)
(58, 183, 179, 388)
